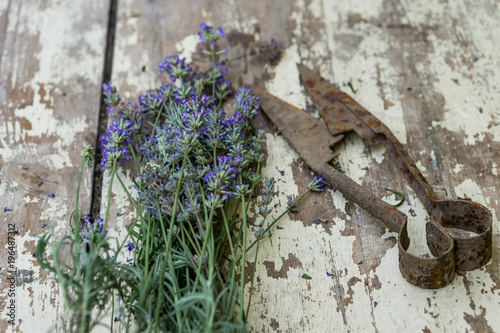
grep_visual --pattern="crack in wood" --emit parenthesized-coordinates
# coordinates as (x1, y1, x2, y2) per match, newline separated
(90, 0, 118, 219)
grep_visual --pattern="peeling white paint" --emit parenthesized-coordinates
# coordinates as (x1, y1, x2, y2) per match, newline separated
(247, 134, 375, 332)
(266, 44, 307, 110)
(405, 1, 500, 146)
(323, 0, 408, 145)
(453, 163, 463, 174)
(370, 144, 386, 164)
(175, 34, 199, 63)
(415, 160, 428, 177)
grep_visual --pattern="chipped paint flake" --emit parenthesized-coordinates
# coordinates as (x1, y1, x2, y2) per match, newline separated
(266, 44, 306, 110)
(175, 34, 199, 63)
(453, 163, 464, 174)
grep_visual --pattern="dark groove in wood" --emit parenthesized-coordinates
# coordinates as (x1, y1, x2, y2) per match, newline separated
(90, 0, 118, 218)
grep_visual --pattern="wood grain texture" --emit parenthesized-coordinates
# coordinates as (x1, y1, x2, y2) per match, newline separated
(14, 0, 494, 331)
(0, 0, 108, 331)
(0, 0, 498, 331)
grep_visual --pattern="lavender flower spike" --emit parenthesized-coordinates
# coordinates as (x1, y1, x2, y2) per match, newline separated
(308, 176, 325, 192)
(198, 23, 225, 46)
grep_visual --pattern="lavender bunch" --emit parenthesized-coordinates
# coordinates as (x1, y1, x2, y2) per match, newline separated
(38, 23, 325, 333)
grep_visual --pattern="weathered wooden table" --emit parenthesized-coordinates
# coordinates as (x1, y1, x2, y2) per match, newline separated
(1, 0, 499, 331)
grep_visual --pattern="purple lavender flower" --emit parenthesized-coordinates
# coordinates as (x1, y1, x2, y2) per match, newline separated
(287, 197, 298, 212)
(99, 119, 136, 171)
(198, 23, 225, 46)
(158, 55, 191, 82)
(256, 38, 285, 63)
(235, 86, 260, 128)
(80, 217, 105, 242)
(138, 90, 164, 117)
(102, 82, 121, 116)
(216, 27, 225, 38)
(254, 228, 265, 240)
(308, 176, 325, 192)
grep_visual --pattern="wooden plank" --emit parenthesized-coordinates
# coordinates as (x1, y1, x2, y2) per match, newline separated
(105, 0, 500, 332)
(233, 0, 500, 332)
(0, 0, 109, 331)
(320, 1, 500, 332)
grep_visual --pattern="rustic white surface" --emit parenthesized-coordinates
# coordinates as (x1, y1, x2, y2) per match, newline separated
(242, 0, 500, 332)
(0, 0, 108, 331)
(106, 0, 500, 332)
(2, 0, 498, 331)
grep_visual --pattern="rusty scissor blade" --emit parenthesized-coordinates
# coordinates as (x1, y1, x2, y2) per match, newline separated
(298, 63, 439, 212)
(257, 66, 492, 289)
(254, 88, 343, 167)
(257, 87, 457, 289)
(297, 63, 389, 147)
(297, 64, 492, 276)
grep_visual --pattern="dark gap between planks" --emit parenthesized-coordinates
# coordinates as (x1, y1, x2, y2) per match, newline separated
(90, 0, 118, 218)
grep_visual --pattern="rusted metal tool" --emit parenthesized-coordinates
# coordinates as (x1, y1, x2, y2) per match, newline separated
(256, 64, 492, 289)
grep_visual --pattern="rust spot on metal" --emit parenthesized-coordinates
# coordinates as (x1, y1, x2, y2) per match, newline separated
(304, 79, 315, 89)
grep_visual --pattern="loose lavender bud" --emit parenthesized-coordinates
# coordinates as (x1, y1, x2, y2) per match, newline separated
(287, 197, 298, 212)
(124, 242, 135, 251)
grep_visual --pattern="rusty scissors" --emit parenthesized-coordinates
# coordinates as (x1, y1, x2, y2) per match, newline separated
(256, 64, 492, 289)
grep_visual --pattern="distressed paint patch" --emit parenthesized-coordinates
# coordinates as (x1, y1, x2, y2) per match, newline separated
(0, 0, 108, 331)
(453, 163, 463, 174)
(416, 160, 429, 178)
(405, 1, 500, 146)
(265, 44, 306, 110)
(323, 0, 408, 145)
(263, 253, 303, 279)
(175, 34, 199, 63)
